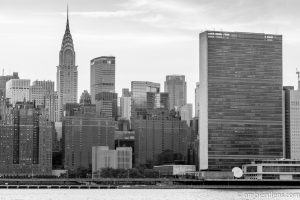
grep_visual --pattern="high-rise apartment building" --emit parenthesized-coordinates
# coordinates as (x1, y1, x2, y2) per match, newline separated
(90, 56, 115, 103)
(44, 92, 59, 122)
(0, 72, 19, 98)
(164, 75, 187, 110)
(56, 10, 78, 121)
(199, 31, 283, 170)
(132, 113, 190, 166)
(6, 79, 30, 106)
(283, 85, 300, 160)
(63, 104, 115, 171)
(0, 102, 52, 176)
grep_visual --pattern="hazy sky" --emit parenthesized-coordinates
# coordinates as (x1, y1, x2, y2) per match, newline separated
(1, 0, 300, 109)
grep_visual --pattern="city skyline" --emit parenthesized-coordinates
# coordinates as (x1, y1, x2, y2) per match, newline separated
(1, 0, 300, 109)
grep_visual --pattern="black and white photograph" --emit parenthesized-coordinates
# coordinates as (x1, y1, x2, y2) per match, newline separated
(0, 0, 300, 199)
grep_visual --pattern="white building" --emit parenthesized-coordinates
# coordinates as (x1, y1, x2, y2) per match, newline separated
(243, 159, 300, 180)
(179, 104, 193, 126)
(120, 96, 131, 120)
(92, 146, 132, 178)
(30, 80, 55, 106)
(283, 85, 300, 160)
(6, 79, 30, 106)
(154, 165, 196, 177)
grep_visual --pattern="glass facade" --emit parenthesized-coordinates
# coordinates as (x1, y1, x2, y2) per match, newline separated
(131, 81, 160, 118)
(200, 31, 283, 170)
(90, 56, 116, 104)
(164, 75, 187, 110)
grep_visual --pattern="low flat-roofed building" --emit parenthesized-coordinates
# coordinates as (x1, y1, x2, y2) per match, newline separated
(243, 159, 300, 180)
(153, 165, 196, 177)
(92, 146, 132, 178)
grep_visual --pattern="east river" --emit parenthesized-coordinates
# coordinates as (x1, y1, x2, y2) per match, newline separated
(0, 189, 300, 200)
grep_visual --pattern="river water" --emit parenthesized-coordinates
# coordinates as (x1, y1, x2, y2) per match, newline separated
(0, 189, 299, 200)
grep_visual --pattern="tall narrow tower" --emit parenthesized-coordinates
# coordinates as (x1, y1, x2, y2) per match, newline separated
(56, 7, 78, 120)
(297, 68, 300, 90)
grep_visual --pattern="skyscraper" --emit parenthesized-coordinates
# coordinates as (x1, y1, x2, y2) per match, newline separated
(44, 92, 59, 122)
(131, 81, 160, 119)
(95, 92, 118, 120)
(164, 75, 187, 110)
(56, 8, 78, 121)
(90, 56, 115, 103)
(283, 84, 300, 160)
(199, 31, 283, 170)
(120, 96, 131, 120)
(6, 79, 30, 106)
(29, 80, 54, 106)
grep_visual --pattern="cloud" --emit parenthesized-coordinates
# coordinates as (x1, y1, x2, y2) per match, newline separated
(68, 10, 146, 18)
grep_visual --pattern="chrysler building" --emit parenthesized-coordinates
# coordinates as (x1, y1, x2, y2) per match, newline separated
(56, 8, 78, 120)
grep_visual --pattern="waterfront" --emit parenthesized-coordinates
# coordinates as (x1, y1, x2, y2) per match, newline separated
(0, 189, 300, 200)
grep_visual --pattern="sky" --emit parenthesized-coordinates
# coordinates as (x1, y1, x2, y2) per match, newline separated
(0, 0, 300, 111)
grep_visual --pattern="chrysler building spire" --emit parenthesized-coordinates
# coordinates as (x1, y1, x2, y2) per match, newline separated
(59, 5, 75, 66)
(56, 5, 78, 121)
(66, 5, 70, 32)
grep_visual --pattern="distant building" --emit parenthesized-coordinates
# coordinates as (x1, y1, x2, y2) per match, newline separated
(195, 82, 200, 117)
(80, 90, 92, 105)
(92, 146, 132, 178)
(154, 165, 196, 177)
(179, 104, 193, 126)
(29, 80, 54, 106)
(120, 96, 131, 120)
(32, 80, 54, 93)
(283, 86, 300, 160)
(164, 75, 187, 110)
(147, 92, 169, 110)
(0, 72, 19, 98)
(44, 92, 59, 122)
(243, 160, 300, 180)
(131, 81, 160, 118)
(56, 10, 78, 121)
(199, 31, 283, 171)
(122, 88, 130, 97)
(0, 102, 52, 176)
(90, 56, 115, 103)
(6, 79, 30, 106)
(132, 112, 190, 166)
(95, 92, 118, 120)
(63, 104, 115, 171)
